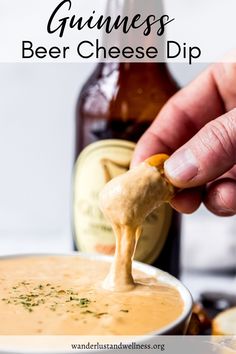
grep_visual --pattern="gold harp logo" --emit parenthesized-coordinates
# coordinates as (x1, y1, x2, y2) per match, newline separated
(100, 158, 130, 183)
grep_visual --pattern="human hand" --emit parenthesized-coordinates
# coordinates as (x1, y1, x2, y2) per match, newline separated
(132, 61, 236, 216)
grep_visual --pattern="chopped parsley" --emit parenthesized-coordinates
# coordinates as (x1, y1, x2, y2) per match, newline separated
(1, 282, 92, 315)
(1, 282, 129, 320)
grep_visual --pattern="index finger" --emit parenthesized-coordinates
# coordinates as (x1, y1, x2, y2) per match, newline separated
(131, 64, 224, 167)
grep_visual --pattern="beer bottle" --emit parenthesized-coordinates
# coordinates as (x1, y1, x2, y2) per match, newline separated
(73, 2, 181, 278)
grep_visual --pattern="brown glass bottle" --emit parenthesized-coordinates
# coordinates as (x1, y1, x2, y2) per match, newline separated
(73, 62, 181, 277)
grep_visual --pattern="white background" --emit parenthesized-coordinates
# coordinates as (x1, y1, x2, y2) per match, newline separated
(0, 0, 236, 298)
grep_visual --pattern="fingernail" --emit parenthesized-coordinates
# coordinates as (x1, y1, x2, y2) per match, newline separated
(218, 207, 236, 214)
(164, 149, 198, 183)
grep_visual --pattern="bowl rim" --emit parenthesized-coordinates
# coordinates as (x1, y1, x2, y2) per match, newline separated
(0, 251, 193, 336)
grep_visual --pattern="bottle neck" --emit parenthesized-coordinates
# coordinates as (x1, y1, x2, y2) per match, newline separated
(98, 62, 169, 77)
(102, 0, 166, 61)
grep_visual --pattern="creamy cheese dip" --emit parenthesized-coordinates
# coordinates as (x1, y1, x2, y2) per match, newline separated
(99, 159, 174, 291)
(0, 256, 182, 335)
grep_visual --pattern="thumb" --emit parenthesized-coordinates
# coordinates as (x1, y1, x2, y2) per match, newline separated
(164, 109, 236, 188)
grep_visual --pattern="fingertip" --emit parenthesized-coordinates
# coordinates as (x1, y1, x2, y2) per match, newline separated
(131, 136, 152, 168)
(204, 178, 236, 216)
(170, 188, 202, 214)
(131, 127, 172, 169)
(130, 152, 144, 169)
